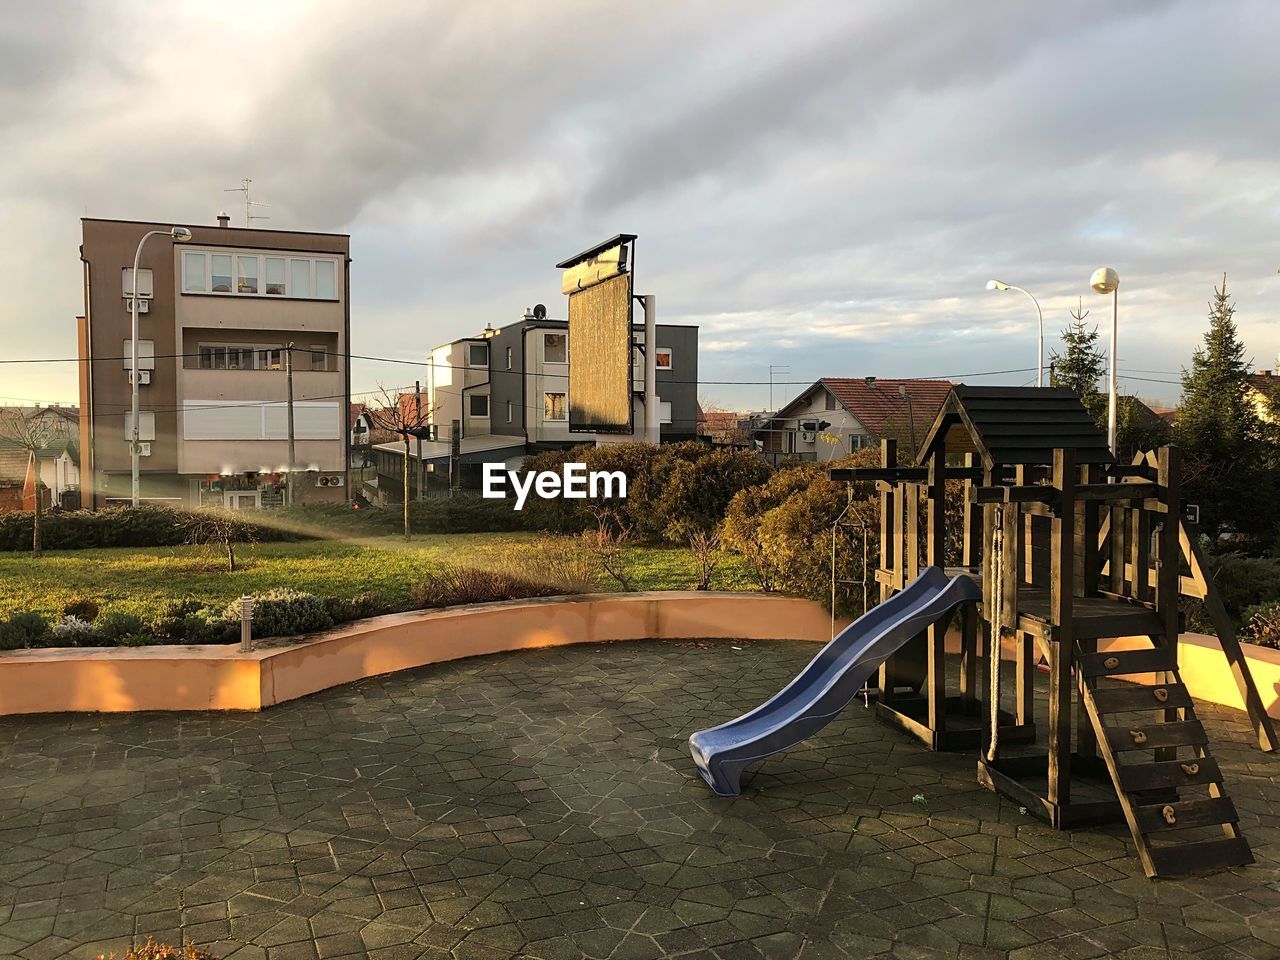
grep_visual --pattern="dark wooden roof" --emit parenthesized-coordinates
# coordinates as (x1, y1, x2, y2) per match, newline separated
(916, 385, 1115, 468)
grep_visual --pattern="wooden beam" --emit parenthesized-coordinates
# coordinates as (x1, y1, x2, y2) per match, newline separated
(1048, 447, 1076, 808)
(968, 485, 1059, 505)
(1076, 482, 1161, 502)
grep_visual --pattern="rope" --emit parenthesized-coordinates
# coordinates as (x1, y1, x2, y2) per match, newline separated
(988, 506, 1005, 763)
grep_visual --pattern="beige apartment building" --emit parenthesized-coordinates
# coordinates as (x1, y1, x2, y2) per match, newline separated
(77, 216, 351, 509)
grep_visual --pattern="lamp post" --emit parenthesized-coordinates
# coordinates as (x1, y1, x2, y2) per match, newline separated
(1090, 267, 1120, 454)
(130, 226, 193, 506)
(986, 279, 1045, 386)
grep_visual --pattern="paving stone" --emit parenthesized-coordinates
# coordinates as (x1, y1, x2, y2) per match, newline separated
(0, 640, 1274, 959)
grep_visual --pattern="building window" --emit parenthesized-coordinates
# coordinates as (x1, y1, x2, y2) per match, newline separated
(655, 347, 673, 370)
(290, 259, 311, 297)
(468, 343, 489, 367)
(182, 253, 205, 293)
(180, 251, 340, 299)
(123, 411, 156, 441)
(121, 267, 154, 299)
(265, 258, 286, 295)
(506, 346, 513, 370)
(258, 347, 284, 370)
(469, 394, 490, 418)
(122, 339, 156, 371)
(211, 255, 233, 292)
(310, 345, 326, 371)
(237, 256, 259, 294)
(315, 260, 336, 299)
(544, 333, 567, 363)
(506, 400, 513, 423)
(544, 392, 567, 421)
(198, 345, 256, 370)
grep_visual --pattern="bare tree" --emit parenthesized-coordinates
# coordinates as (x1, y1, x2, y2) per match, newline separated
(688, 530, 722, 590)
(181, 510, 260, 572)
(367, 384, 433, 540)
(0, 412, 56, 557)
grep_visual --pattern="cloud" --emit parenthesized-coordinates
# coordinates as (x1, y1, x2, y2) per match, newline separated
(1, 0, 1278, 413)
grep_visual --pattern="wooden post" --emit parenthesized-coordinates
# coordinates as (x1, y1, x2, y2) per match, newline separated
(879, 439, 897, 704)
(927, 453, 946, 736)
(1048, 447, 1076, 812)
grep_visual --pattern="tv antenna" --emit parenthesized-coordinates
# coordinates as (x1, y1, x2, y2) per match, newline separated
(223, 177, 269, 226)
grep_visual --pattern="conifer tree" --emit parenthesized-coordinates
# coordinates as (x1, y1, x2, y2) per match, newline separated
(1049, 300, 1107, 421)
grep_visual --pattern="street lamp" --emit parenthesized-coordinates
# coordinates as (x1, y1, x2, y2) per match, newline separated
(1090, 266, 1120, 454)
(130, 226, 193, 506)
(986, 279, 1045, 386)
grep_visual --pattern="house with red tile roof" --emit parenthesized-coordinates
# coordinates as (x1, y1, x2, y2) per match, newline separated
(754, 377, 954, 463)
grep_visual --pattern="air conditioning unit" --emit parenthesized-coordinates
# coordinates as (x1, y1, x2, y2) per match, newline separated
(124, 297, 150, 314)
(138, 442, 152, 457)
(799, 430, 816, 443)
(128, 369, 151, 385)
(315, 474, 345, 488)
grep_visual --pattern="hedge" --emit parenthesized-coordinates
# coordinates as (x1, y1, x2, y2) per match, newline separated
(0, 506, 307, 552)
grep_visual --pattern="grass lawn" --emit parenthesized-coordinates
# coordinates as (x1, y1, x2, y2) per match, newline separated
(0, 533, 757, 622)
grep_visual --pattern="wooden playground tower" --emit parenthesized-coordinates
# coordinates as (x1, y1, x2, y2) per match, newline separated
(833, 385, 1276, 878)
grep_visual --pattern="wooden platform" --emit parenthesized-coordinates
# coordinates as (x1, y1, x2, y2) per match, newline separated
(1017, 587, 1163, 640)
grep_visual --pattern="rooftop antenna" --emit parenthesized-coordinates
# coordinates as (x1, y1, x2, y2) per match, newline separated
(223, 177, 270, 227)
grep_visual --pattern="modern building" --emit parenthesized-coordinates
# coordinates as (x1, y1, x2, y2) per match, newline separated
(77, 216, 351, 509)
(754, 377, 954, 464)
(370, 309, 699, 495)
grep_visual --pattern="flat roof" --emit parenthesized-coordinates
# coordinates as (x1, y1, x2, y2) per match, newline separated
(81, 217, 350, 238)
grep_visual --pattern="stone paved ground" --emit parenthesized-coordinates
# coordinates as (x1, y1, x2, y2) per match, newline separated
(0, 639, 1277, 960)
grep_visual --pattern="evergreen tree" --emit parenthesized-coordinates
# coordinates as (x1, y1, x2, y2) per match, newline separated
(1049, 299, 1107, 421)
(1175, 274, 1272, 539)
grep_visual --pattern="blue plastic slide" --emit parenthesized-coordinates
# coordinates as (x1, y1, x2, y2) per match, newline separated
(689, 566, 981, 796)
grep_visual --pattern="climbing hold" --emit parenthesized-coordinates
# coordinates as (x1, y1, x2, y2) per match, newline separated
(1104, 656, 1119, 669)
(1162, 804, 1177, 825)
(1153, 688, 1169, 702)
(1180, 762, 1199, 776)
(1129, 729, 1148, 745)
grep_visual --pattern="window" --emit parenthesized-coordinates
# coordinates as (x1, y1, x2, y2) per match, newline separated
(315, 260, 336, 299)
(182, 253, 205, 292)
(469, 394, 490, 417)
(290, 259, 311, 297)
(544, 392, 567, 421)
(265, 258, 286, 295)
(506, 400, 513, 423)
(121, 339, 155, 371)
(310, 345, 327, 371)
(544, 333, 567, 363)
(210, 255, 233, 292)
(180, 251, 340, 299)
(123, 411, 156, 441)
(505, 346, 513, 370)
(468, 343, 489, 367)
(198, 345, 255, 370)
(237, 256, 258, 294)
(257, 347, 284, 370)
(655, 347, 673, 370)
(121, 267, 154, 298)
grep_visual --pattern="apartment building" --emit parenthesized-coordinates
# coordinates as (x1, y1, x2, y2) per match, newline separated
(77, 216, 351, 509)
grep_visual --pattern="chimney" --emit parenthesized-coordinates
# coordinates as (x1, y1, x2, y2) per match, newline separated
(217, 211, 231, 228)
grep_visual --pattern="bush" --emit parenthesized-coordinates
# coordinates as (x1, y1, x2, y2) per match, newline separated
(324, 592, 399, 623)
(410, 565, 563, 609)
(1203, 552, 1280, 624)
(62, 597, 101, 622)
(657, 449, 771, 543)
(225, 589, 333, 640)
(0, 611, 48, 650)
(98, 611, 147, 641)
(49, 615, 103, 646)
(0, 506, 309, 553)
(1242, 601, 1280, 648)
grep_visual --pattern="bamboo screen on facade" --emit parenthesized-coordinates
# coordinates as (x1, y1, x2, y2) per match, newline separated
(567, 270, 633, 433)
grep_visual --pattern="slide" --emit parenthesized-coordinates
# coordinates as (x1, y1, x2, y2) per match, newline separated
(688, 566, 981, 797)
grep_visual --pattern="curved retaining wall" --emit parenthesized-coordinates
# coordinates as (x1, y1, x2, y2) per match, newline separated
(0, 593, 838, 715)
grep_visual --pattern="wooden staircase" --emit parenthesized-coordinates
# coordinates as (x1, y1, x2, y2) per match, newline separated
(1077, 644, 1253, 878)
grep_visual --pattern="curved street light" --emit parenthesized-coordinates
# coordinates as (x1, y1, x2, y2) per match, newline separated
(1090, 267, 1120, 454)
(986, 279, 1045, 387)
(130, 226, 193, 506)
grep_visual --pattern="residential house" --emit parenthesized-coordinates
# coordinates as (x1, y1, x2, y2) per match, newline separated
(1246, 369, 1280, 426)
(0, 444, 31, 513)
(78, 216, 351, 509)
(373, 308, 699, 495)
(754, 377, 954, 464)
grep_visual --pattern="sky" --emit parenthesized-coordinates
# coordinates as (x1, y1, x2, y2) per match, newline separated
(4, 0, 1280, 412)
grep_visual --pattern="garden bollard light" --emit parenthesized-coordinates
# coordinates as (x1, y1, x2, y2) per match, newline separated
(239, 596, 254, 653)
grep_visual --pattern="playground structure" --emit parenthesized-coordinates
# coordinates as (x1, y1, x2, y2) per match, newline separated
(690, 385, 1275, 880)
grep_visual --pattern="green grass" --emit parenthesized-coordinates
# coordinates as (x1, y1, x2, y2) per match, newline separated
(0, 533, 757, 622)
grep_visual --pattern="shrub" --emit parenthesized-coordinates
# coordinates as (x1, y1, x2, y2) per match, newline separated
(49, 615, 103, 646)
(324, 592, 398, 624)
(97, 611, 147, 641)
(0, 611, 48, 650)
(0, 506, 309, 553)
(225, 589, 333, 640)
(1203, 553, 1280, 624)
(657, 449, 771, 543)
(98, 937, 216, 960)
(1242, 601, 1280, 648)
(410, 565, 563, 609)
(62, 597, 100, 622)
(150, 599, 208, 641)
